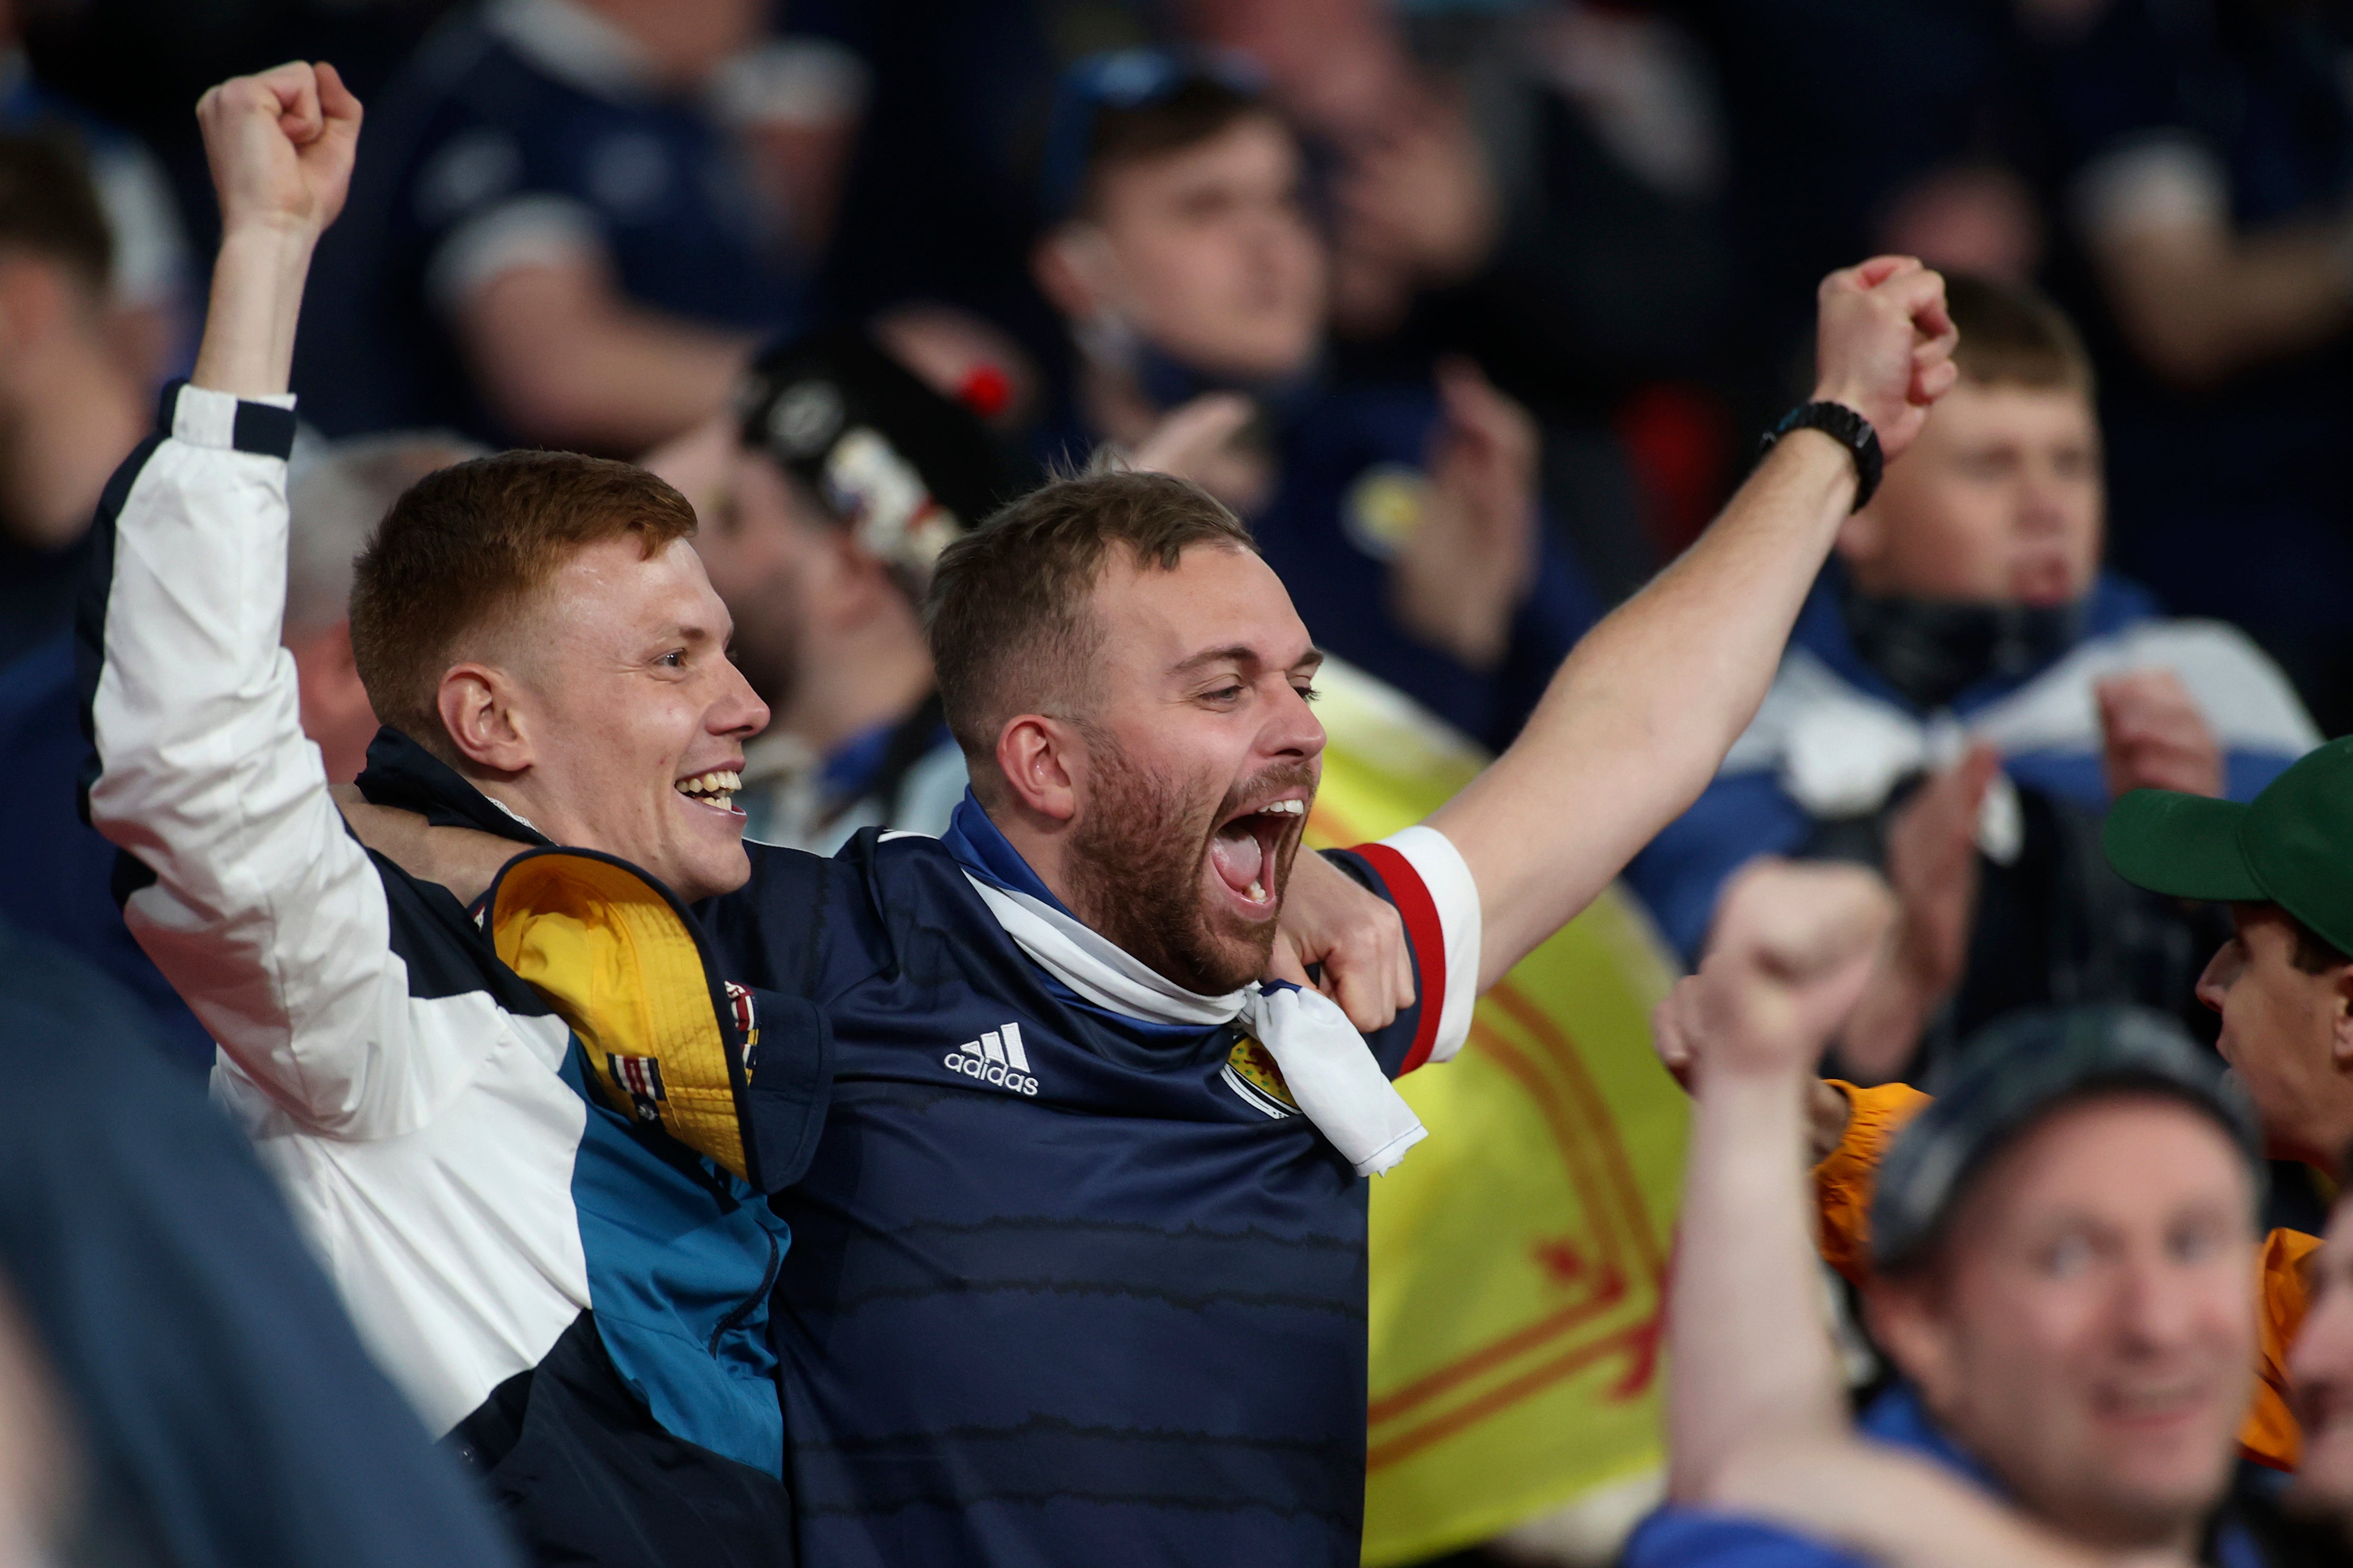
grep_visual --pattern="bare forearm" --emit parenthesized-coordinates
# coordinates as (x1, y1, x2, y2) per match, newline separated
(1713, 1441, 2183, 1568)
(191, 223, 318, 398)
(2094, 218, 2353, 388)
(1435, 431, 1855, 985)
(1668, 1060, 1848, 1500)
(460, 266, 752, 451)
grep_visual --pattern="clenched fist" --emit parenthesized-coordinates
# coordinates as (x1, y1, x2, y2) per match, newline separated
(1810, 257, 1961, 462)
(195, 61, 361, 242)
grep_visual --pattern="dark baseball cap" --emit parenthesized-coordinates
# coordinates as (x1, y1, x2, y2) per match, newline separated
(1036, 47, 1269, 223)
(734, 327, 1021, 586)
(1870, 1005, 2263, 1274)
(2103, 736, 2353, 957)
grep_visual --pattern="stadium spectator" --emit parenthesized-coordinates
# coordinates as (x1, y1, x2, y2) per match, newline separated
(643, 327, 1021, 849)
(2031, 0, 2353, 733)
(286, 433, 486, 784)
(1030, 49, 1606, 749)
(0, 0, 190, 383)
(0, 917, 523, 1568)
(0, 131, 207, 1069)
(1639, 861, 2326, 1565)
(1627, 276, 2317, 1085)
(2286, 1180, 2353, 1546)
(297, 0, 823, 451)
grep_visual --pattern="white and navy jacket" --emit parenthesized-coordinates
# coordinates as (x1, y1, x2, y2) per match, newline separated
(76, 384, 830, 1561)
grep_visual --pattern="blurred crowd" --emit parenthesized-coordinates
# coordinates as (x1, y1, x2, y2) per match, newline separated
(10, 0, 2353, 1564)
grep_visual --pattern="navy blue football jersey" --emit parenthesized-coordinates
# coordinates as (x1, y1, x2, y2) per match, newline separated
(704, 794, 1479, 1565)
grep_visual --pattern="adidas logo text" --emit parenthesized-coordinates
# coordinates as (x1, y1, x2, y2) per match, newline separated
(943, 1022, 1038, 1097)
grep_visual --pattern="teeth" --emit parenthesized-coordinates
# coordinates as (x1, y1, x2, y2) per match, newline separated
(676, 769, 743, 797)
(1248, 879, 1266, 900)
(1263, 799, 1305, 816)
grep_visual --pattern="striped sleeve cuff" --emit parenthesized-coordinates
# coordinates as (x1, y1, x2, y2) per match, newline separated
(1351, 823, 1482, 1073)
(164, 382, 299, 459)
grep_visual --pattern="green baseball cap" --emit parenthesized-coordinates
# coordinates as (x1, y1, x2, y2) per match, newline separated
(2103, 735, 2353, 956)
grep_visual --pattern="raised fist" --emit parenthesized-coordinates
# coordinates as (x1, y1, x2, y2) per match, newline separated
(1810, 257, 1960, 462)
(1665, 859, 1895, 1081)
(194, 61, 361, 241)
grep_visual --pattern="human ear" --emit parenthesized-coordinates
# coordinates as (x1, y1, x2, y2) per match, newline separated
(436, 663, 534, 775)
(1862, 1279, 1960, 1412)
(1833, 504, 1882, 569)
(994, 715, 1079, 823)
(2329, 964, 2353, 1073)
(1032, 222, 1116, 321)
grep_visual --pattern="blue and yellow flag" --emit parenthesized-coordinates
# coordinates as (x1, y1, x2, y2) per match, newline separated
(1303, 662, 1687, 1565)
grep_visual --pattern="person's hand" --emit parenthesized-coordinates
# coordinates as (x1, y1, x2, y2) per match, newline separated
(1809, 257, 1959, 463)
(2097, 670, 2223, 799)
(194, 61, 360, 242)
(1389, 358, 1540, 671)
(1672, 859, 1897, 1081)
(1882, 744, 1999, 1008)
(1331, 91, 1500, 290)
(1125, 392, 1255, 484)
(331, 786, 521, 907)
(1268, 849, 1416, 1032)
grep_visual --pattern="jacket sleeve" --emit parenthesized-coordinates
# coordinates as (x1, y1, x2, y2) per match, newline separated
(79, 383, 475, 1139)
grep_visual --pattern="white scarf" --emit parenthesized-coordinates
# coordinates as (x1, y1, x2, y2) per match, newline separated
(962, 875, 1428, 1176)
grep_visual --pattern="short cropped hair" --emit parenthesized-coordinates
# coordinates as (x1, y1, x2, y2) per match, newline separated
(1945, 274, 2095, 395)
(926, 469, 1256, 770)
(349, 451, 697, 746)
(2289, 912, 2352, 976)
(0, 133, 111, 294)
(1080, 75, 1269, 216)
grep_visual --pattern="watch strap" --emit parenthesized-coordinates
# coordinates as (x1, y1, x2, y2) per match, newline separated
(1762, 400, 1884, 512)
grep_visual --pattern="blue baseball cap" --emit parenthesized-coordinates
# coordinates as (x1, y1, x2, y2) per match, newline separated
(1037, 47, 1269, 223)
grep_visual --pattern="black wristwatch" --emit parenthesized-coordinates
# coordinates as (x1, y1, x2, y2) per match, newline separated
(1761, 400, 1883, 512)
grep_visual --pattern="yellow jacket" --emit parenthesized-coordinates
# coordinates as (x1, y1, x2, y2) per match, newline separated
(1815, 1080, 2317, 1473)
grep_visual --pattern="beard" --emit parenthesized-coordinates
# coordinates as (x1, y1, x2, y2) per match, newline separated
(1062, 730, 1315, 996)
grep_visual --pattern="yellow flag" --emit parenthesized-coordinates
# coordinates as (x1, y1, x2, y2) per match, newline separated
(1301, 662, 1687, 1566)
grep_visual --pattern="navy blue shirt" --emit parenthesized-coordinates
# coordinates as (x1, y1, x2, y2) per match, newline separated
(298, 0, 800, 443)
(704, 797, 1479, 1564)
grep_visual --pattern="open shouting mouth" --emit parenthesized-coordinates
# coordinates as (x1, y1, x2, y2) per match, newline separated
(1207, 794, 1308, 911)
(675, 767, 744, 816)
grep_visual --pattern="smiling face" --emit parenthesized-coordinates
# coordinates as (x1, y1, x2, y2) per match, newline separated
(1868, 1095, 2257, 1550)
(1837, 379, 2104, 607)
(2195, 904, 2353, 1169)
(1056, 541, 1324, 993)
(1073, 112, 1327, 385)
(482, 536, 769, 902)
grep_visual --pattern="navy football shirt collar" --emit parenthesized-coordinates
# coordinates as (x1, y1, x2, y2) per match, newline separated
(485, 0, 660, 103)
(942, 789, 1076, 914)
(355, 726, 554, 850)
(940, 789, 1216, 1043)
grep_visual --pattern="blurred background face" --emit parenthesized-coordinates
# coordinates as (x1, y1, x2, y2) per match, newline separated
(2289, 1203, 2353, 1524)
(1870, 1097, 2256, 1549)
(692, 448, 843, 710)
(1080, 113, 1328, 384)
(1837, 379, 2104, 607)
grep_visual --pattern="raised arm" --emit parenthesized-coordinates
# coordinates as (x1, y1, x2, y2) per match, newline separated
(1659, 861, 2183, 1568)
(79, 66, 459, 1138)
(1430, 259, 1957, 989)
